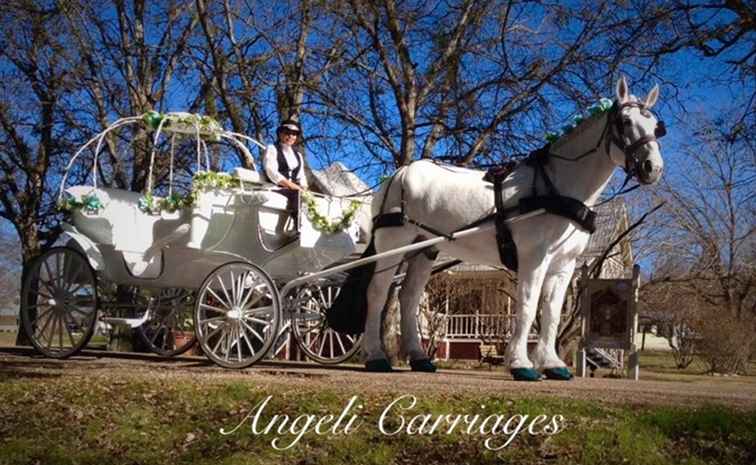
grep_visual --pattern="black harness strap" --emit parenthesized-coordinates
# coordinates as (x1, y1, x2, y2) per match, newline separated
(489, 166, 520, 271)
(519, 195, 597, 233)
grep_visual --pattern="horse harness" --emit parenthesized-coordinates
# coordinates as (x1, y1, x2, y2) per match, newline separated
(370, 100, 666, 271)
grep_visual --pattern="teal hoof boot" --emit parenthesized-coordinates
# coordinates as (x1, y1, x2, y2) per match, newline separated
(365, 359, 393, 372)
(510, 368, 542, 382)
(410, 359, 437, 372)
(543, 367, 573, 380)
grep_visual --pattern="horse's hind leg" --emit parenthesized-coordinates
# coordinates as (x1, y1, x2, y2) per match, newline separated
(532, 258, 576, 380)
(398, 249, 436, 372)
(363, 254, 403, 371)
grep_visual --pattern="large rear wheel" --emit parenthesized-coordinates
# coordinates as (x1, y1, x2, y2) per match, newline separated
(195, 262, 281, 369)
(20, 247, 98, 358)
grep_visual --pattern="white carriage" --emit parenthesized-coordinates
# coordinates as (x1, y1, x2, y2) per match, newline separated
(20, 112, 366, 368)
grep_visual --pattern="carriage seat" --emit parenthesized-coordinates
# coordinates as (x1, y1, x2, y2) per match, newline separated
(232, 167, 263, 185)
(65, 186, 191, 277)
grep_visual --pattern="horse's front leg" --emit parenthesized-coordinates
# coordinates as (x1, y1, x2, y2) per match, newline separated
(398, 251, 436, 372)
(531, 258, 576, 380)
(506, 252, 551, 381)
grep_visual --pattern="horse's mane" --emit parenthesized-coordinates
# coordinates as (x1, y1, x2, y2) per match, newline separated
(550, 96, 638, 151)
(550, 111, 607, 151)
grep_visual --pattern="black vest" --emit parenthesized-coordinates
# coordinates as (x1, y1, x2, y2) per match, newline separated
(268, 143, 303, 183)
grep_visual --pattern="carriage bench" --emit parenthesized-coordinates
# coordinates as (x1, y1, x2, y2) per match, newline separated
(479, 343, 506, 369)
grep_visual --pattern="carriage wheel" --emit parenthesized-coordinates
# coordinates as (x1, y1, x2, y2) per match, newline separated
(195, 262, 281, 369)
(137, 288, 197, 357)
(20, 247, 98, 358)
(291, 283, 362, 364)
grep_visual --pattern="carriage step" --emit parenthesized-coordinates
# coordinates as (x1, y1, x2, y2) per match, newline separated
(100, 312, 151, 329)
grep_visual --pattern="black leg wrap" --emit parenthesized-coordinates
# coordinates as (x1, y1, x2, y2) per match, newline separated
(410, 359, 437, 373)
(365, 359, 393, 372)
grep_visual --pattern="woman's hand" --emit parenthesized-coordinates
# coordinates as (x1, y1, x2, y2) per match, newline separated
(278, 179, 304, 191)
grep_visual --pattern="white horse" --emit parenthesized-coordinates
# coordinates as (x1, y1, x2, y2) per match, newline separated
(362, 77, 665, 380)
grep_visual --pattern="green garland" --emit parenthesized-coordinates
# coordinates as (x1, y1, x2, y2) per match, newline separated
(546, 97, 614, 144)
(136, 172, 242, 214)
(58, 193, 103, 214)
(302, 191, 361, 234)
(137, 192, 193, 214)
(61, 172, 361, 231)
(142, 111, 223, 142)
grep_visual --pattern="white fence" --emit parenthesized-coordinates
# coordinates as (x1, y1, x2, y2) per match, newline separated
(444, 314, 514, 340)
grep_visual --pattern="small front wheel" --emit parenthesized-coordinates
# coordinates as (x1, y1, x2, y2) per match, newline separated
(291, 283, 362, 364)
(137, 288, 197, 357)
(20, 247, 98, 358)
(195, 262, 281, 369)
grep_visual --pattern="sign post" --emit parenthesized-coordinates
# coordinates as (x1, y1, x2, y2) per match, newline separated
(579, 264, 641, 380)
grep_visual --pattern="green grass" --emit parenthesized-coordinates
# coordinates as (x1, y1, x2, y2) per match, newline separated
(640, 350, 756, 377)
(0, 372, 754, 465)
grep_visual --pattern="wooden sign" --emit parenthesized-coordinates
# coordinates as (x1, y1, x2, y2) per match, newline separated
(581, 265, 640, 351)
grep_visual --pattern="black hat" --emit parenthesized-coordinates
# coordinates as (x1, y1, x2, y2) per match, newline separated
(277, 119, 301, 134)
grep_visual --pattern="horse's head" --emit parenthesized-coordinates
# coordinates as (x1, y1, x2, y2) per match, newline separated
(607, 76, 665, 184)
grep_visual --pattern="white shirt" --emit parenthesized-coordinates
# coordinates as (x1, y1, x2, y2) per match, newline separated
(263, 143, 307, 188)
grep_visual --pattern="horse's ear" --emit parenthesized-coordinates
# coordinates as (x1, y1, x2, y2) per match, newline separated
(644, 84, 660, 109)
(616, 75, 630, 103)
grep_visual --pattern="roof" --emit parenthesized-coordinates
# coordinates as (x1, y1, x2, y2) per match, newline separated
(308, 162, 371, 197)
(583, 199, 629, 257)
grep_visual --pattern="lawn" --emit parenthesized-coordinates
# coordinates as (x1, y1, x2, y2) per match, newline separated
(0, 368, 754, 465)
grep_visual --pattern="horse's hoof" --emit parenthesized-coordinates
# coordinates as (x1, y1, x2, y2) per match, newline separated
(410, 359, 437, 373)
(543, 367, 573, 380)
(365, 359, 393, 372)
(510, 368, 542, 381)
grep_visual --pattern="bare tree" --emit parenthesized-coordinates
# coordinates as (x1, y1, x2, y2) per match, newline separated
(642, 109, 755, 373)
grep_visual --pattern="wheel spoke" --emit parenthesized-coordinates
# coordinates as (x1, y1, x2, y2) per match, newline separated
(65, 304, 93, 318)
(244, 305, 274, 318)
(201, 320, 224, 340)
(41, 258, 55, 290)
(243, 316, 270, 325)
(216, 275, 233, 310)
(236, 325, 243, 362)
(229, 270, 237, 306)
(149, 325, 166, 345)
(61, 311, 78, 348)
(334, 331, 347, 355)
(240, 328, 256, 355)
(211, 328, 226, 355)
(33, 305, 55, 322)
(206, 287, 231, 310)
(55, 252, 63, 289)
(241, 320, 265, 344)
(317, 331, 327, 355)
(241, 283, 269, 309)
(199, 302, 228, 314)
(37, 311, 55, 345)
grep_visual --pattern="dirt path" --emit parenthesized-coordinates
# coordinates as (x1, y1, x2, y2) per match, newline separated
(2, 347, 755, 410)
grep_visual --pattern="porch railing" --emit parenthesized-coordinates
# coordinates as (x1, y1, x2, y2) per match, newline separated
(444, 313, 514, 340)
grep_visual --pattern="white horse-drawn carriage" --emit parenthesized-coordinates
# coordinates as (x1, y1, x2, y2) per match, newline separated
(21, 77, 666, 380)
(20, 112, 366, 368)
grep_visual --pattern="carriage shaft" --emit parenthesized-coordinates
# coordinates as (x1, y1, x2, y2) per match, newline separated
(279, 209, 545, 296)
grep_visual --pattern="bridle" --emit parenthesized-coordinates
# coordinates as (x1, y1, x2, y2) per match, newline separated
(605, 101, 666, 180)
(549, 100, 666, 182)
